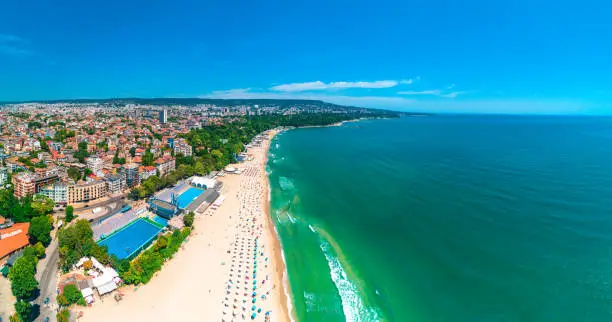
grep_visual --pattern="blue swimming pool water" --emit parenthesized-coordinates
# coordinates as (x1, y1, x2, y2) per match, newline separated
(176, 187, 205, 209)
(152, 215, 168, 227)
(98, 218, 163, 260)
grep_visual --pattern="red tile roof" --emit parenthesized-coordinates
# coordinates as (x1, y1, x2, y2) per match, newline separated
(0, 223, 30, 259)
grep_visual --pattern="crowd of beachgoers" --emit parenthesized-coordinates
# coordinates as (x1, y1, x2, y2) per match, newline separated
(219, 154, 277, 321)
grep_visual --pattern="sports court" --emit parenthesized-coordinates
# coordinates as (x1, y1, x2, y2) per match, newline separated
(98, 218, 164, 260)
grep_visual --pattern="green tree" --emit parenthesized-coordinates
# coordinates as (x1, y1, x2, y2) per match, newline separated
(67, 167, 81, 182)
(8, 255, 39, 299)
(28, 215, 53, 245)
(65, 205, 74, 222)
(31, 195, 55, 216)
(194, 161, 205, 175)
(14, 300, 32, 321)
(57, 308, 70, 322)
(74, 141, 89, 163)
(113, 150, 126, 165)
(129, 188, 140, 200)
(34, 242, 46, 258)
(83, 168, 93, 177)
(129, 147, 136, 157)
(39, 138, 50, 152)
(142, 149, 154, 166)
(61, 284, 85, 306)
(183, 212, 195, 227)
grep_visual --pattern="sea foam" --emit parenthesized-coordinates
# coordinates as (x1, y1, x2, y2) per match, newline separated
(319, 240, 382, 322)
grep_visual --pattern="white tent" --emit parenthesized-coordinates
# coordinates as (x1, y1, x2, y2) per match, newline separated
(90, 257, 106, 271)
(81, 287, 94, 298)
(191, 176, 217, 189)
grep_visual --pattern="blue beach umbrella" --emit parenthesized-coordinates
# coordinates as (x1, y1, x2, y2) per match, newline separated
(252, 298, 256, 303)
(251, 313, 256, 320)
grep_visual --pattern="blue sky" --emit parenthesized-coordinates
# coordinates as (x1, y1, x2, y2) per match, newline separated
(1, 0, 611, 114)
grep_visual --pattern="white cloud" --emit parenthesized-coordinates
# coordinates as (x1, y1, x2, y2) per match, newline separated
(398, 88, 466, 98)
(0, 33, 33, 57)
(269, 80, 399, 92)
(400, 79, 414, 85)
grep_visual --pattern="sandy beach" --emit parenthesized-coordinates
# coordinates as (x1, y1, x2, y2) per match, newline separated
(80, 130, 291, 322)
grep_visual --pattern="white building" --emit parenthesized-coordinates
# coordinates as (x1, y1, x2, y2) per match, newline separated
(86, 156, 104, 174)
(0, 167, 8, 186)
(41, 183, 68, 204)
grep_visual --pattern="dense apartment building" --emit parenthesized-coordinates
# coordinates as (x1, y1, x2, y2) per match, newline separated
(67, 180, 107, 204)
(11, 172, 35, 198)
(12, 171, 60, 198)
(86, 156, 104, 174)
(155, 156, 175, 177)
(41, 183, 68, 204)
(139, 165, 156, 180)
(173, 138, 192, 157)
(105, 173, 126, 195)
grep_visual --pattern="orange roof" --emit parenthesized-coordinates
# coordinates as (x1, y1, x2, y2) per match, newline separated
(0, 216, 5, 225)
(132, 156, 142, 163)
(0, 223, 30, 259)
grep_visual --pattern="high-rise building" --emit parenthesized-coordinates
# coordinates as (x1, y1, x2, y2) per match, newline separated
(159, 109, 168, 124)
(124, 163, 141, 188)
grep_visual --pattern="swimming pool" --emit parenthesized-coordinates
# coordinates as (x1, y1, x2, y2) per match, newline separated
(176, 187, 205, 209)
(98, 218, 163, 260)
(152, 215, 169, 227)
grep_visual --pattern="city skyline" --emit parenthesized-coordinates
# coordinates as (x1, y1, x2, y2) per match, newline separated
(1, 0, 611, 114)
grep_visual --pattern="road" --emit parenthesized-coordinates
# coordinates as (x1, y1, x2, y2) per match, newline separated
(34, 239, 59, 322)
(74, 196, 126, 223)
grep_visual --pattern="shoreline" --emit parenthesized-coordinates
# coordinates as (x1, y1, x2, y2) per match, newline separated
(261, 130, 295, 322)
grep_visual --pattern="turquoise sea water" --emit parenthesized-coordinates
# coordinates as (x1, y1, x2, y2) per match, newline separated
(267, 116, 612, 322)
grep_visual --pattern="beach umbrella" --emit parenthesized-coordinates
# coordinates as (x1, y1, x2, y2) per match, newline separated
(252, 298, 256, 304)
(252, 305, 256, 310)
(251, 313, 256, 320)
(252, 292, 256, 297)
(258, 308, 262, 313)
